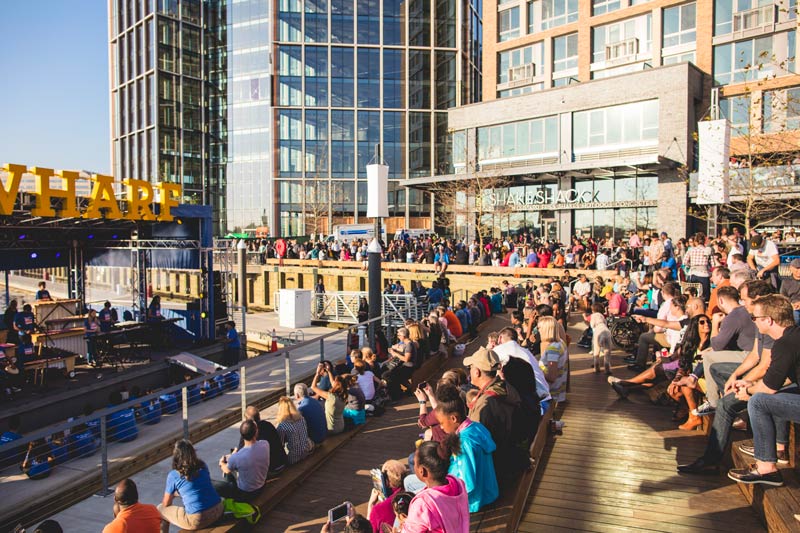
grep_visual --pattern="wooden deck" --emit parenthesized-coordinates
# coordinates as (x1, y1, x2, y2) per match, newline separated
(255, 315, 511, 533)
(520, 343, 765, 533)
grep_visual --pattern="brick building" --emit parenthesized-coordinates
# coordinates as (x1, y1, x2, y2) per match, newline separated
(407, 0, 800, 241)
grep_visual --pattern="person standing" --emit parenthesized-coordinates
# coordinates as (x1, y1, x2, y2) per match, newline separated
(35, 281, 52, 301)
(99, 301, 116, 333)
(747, 233, 781, 290)
(684, 232, 712, 300)
(84, 309, 102, 367)
(4, 300, 19, 346)
(103, 479, 161, 533)
(779, 258, 800, 325)
(223, 321, 241, 367)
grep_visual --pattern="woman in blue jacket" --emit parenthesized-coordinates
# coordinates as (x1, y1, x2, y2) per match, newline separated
(434, 384, 498, 512)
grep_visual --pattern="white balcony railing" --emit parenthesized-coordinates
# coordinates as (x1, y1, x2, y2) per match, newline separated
(505, 63, 536, 89)
(733, 4, 776, 32)
(605, 37, 639, 62)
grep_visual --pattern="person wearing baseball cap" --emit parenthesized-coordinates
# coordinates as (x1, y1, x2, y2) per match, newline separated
(780, 258, 800, 324)
(747, 232, 780, 289)
(463, 347, 525, 484)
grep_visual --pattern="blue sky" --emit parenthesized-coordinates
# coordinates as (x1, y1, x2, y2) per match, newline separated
(0, 1, 110, 173)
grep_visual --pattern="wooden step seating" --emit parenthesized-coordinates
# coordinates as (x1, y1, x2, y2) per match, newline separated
(731, 425, 800, 533)
(469, 402, 557, 532)
(183, 321, 484, 533)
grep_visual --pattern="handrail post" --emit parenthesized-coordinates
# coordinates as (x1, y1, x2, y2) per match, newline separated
(240, 366, 247, 418)
(181, 386, 189, 440)
(319, 337, 325, 363)
(98, 415, 111, 496)
(284, 351, 291, 396)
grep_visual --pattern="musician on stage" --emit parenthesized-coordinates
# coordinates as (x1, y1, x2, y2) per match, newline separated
(99, 301, 116, 333)
(14, 304, 36, 337)
(147, 295, 164, 322)
(4, 300, 19, 346)
(84, 309, 101, 367)
(35, 281, 52, 301)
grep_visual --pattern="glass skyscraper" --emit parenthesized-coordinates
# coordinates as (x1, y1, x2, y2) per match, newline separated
(110, 0, 206, 206)
(110, 0, 483, 236)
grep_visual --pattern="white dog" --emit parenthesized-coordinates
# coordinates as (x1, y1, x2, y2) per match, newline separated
(590, 312, 614, 375)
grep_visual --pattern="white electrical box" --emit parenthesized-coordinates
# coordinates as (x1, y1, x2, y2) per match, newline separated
(279, 289, 312, 329)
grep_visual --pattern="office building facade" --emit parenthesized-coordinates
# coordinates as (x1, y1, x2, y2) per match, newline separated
(407, 0, 799, 241)
(110, 0, 483, 236)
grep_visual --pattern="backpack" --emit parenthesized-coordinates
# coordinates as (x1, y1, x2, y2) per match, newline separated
(223, 498, 261, 524)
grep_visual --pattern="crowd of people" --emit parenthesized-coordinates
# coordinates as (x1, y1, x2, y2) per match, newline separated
(563, 227, 800, 491)
(6, 224, 800, 531)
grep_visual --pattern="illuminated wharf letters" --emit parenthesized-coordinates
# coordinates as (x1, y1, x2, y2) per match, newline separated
(0, 163, 181, 221)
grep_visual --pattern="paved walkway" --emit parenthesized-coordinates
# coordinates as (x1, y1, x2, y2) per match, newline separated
(520, 341, 764, 532)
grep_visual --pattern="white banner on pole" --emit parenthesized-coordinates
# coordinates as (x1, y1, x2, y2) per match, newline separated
(366, 163, 389, 218)
(696, 119, 731, 205)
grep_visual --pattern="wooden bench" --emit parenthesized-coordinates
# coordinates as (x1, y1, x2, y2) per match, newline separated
(731, 435, 800, 533)
(469, 402, 556, 532)
(180, 422, 368, 533)
(186, 327, 470, 532)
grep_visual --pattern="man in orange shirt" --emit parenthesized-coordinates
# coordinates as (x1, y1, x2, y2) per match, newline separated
(440, 303, 463, 338)
(103, 478, 161, 533)
(707, 267, 731, 315)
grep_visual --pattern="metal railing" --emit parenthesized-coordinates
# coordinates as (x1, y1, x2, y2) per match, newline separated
(310, 292, 423, 325)
(273, 291, 423, 325)
(0, 310, 403, 531)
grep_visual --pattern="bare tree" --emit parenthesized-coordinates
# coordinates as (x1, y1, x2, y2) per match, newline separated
(431, 172, 511, 247)
(303, 179, 330, 237)
(690, 45, 800, 235)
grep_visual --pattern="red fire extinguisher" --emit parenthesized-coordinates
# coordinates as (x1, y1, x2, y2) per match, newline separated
(147, 284, 153, 298)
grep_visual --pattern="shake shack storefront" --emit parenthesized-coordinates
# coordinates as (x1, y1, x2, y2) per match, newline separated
(481, 173, 660, 241)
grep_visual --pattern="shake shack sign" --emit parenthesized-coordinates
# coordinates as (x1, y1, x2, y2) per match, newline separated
(485, 189, 656, 211)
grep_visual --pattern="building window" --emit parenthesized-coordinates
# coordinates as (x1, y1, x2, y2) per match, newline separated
(452, 130, 467, 169)
(573, 100, 659, 151)
(498, 42, 544, 87)
(763, 88, 800, 133)
(528, 1, 536, 33)
(593, 0, 621, 16)
(715, 0, 796, 36)
(499, 6, 521, 42)
(662, 51, 696, 65)
(477, 115, 559, 162)
(663, 2, 696, 48)
(541, 0, 579, 30)
(719, 95, 751, 137)
(278, 0, 302, 42)
(712, 34, 790, 85)
(592, 14, 652, 64)
(553, 33, 578, 72)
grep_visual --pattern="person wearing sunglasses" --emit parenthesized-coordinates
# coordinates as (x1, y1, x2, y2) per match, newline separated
(667, 315, 713, 430)
(728, 295, 799, 486)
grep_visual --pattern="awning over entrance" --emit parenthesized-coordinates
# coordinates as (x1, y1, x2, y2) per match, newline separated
(402, 155, 679, 191)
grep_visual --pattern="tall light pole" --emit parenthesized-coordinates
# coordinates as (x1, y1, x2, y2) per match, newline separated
(366, 145, 388, 350)
(237, 238, 247, 352)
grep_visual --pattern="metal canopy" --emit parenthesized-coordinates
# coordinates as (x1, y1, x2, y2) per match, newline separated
(0, 205, 216, 340)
